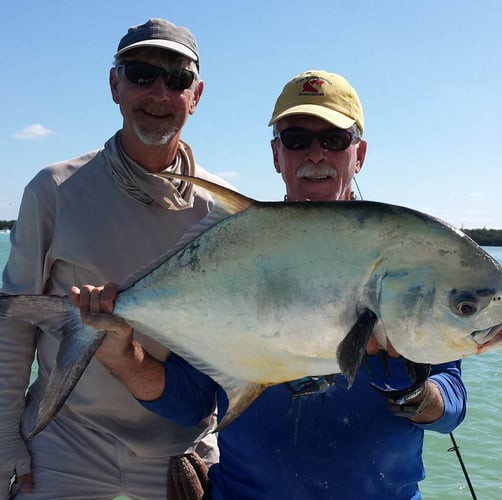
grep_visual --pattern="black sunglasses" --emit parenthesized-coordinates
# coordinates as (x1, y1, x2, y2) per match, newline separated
(275, 127, 359, 152)
(117, 62, 195, 91)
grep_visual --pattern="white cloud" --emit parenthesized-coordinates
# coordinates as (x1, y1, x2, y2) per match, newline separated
(13, 124, 55, 140)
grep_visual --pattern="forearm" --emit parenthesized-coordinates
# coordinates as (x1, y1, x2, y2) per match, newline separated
(75, 282, 167, 401)
(412, 362, 467, 432)
(0, 319, 37, 491)
(141, 354, 219, 427)
(95, 334, 165, 401)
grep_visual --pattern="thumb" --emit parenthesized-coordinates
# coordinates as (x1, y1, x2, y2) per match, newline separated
(83, 312, 133, 335)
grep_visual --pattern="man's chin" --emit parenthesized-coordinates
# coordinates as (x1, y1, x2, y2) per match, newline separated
(296, 179, 341, 201)
(134, 125, 177, 146)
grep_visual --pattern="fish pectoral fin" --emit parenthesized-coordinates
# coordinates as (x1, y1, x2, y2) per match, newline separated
(216, 379, 268, 431)
(166, 173, 256, 216)
(27, 321, 106, 438)
(336, 309, 378, 387)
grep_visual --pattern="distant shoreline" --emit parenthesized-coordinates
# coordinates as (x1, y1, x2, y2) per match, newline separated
(462, 229, 502, 247)
(0, 221, 16, 232)
(1, 220, 501, 246)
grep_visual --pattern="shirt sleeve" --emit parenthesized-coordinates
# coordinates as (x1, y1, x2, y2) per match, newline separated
(139, 353, 219, 427)
(414, 360, 467, 434)
(0, 178, 57, 490)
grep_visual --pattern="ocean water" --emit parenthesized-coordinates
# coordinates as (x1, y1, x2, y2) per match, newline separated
(0, 231, 10, 270)
(0, 233, 500, 499)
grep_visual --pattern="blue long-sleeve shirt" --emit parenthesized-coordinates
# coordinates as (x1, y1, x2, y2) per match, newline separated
(142, 355, 466, 500)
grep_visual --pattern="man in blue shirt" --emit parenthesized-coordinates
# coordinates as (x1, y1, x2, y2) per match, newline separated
(144, 353, 464, 499)
(72, 70, 466, 499)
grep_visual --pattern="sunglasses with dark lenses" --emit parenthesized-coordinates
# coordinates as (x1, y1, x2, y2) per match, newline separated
(276, 127, 358, 152)
(118, 62, 195, 91)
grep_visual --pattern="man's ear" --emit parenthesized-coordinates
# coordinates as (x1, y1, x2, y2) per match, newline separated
(271, 139, 281, 173)
(356, 140, 367, 173)
(189, 80, 204, 114)
(110, 67, 120, 104)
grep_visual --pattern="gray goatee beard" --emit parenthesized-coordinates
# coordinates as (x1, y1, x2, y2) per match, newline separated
(133, 123, 178, 146)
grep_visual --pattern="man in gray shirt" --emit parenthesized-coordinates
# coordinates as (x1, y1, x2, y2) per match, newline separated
(0, 18, 228, 500)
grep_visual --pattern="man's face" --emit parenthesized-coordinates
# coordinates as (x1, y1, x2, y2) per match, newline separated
(109, 49, 203, 149)
(271, 115, 366, 202)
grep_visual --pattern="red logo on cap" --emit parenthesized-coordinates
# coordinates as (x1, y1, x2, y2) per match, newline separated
(302, 79, 325, 93)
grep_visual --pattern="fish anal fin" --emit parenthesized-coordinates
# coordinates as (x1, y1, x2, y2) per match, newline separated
(336, 309, 378, 387)
(167, 173, 256, 216)
(216, 381, 268, 432)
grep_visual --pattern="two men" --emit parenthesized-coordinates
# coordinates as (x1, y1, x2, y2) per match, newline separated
(71, 70, 467, 499)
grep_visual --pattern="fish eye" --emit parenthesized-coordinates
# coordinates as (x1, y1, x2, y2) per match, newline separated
(451, 293, 479, 316)
(456, 301, 478, 316)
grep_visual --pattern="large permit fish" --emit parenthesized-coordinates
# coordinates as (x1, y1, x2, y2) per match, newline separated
(1, 174, 502, 436)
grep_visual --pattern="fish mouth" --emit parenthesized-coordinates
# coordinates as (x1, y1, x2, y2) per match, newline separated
(471, 324, 502, 351)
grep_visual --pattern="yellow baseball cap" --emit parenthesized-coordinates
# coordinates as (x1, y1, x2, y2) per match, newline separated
(269, 70, 364, 134)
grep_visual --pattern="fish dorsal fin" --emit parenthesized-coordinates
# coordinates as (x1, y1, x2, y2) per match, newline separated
(168, 172, 256, 217)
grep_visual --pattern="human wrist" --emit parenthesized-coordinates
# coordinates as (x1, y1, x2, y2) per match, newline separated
(107, 339, 143, 372)
(388, 380, 433, 418)
(391, 380, 445, 423)
(107, 341, 165, 400)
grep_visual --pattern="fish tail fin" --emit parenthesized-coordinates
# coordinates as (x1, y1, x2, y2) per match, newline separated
(336, 309, 378, 387)
(215, 380, 268, 431)
(0, 294, 73, 329)
(27, 322, 106, 438)
(0, 294, 106, 437)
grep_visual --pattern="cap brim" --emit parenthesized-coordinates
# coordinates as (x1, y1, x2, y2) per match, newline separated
(268, 104, 355, 129)
(115, 39, 198, 63)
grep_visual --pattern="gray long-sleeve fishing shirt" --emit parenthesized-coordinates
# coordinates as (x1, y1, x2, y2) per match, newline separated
(0, 133, 229, 494)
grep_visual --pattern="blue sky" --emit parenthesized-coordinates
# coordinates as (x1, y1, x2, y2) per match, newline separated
(1, 0, 501, 228)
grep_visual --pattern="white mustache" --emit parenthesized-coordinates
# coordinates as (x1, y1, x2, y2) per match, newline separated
(297, 164, 337, 178)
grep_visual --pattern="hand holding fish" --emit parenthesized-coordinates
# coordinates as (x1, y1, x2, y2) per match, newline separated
(70, 282, 133, 341)
(364, 351, 444, 423)
(70, 282, 119, 315)
(364, 334, 444, 422)
(70, 283, 165, 401)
